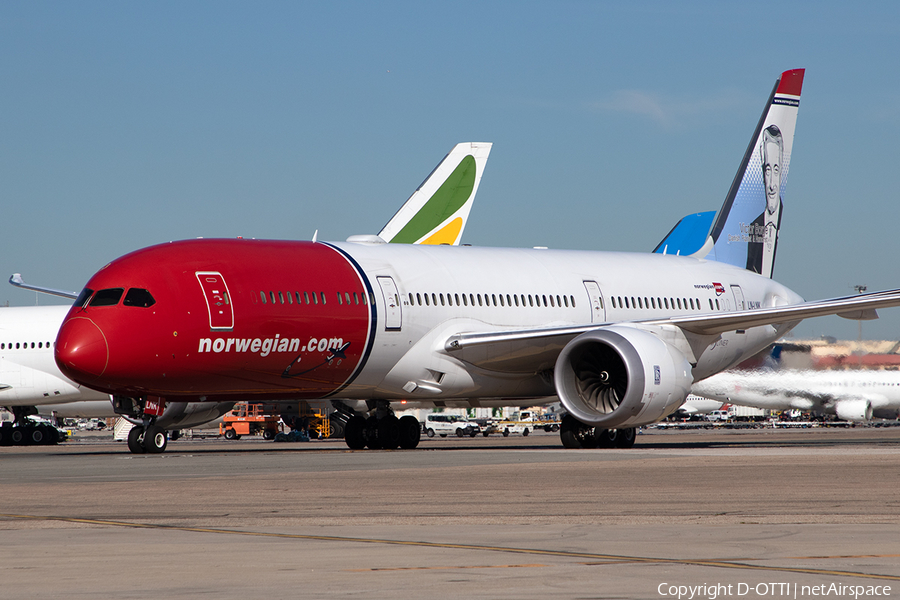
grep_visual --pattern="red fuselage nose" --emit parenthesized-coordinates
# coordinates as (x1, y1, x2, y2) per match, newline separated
(55, 315, 110, 383)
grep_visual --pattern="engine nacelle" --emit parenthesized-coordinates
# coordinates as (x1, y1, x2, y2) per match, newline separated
(156, 401, 236, 430)
(554, 326, 693, 428)
(834, 399, 872, 422)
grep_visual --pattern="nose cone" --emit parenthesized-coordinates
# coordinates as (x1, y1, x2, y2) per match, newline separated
(56, 316, 110, 384)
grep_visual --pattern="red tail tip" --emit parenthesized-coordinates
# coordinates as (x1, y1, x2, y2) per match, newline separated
(777, 69, 805, 96)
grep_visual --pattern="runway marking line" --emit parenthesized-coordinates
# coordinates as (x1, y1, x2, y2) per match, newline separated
(346, 564, 547, 572)
(2, 513, 899, 582)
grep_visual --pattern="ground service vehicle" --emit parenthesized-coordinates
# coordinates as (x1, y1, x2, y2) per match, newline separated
(220, 403, 281, 440)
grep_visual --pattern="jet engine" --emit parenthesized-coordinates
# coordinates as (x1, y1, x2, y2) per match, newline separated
(156, 401, 236, 430)
(834, 399, 873, 422)
(554, 326, 693, 428)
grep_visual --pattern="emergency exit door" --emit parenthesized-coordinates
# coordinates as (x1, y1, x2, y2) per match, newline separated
(196, 271, 234, 330)
(377, 276, 402, 331)
(583, 280, 606, 323)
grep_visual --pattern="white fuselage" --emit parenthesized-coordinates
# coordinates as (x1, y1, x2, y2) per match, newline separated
(331, 241, 804, 402)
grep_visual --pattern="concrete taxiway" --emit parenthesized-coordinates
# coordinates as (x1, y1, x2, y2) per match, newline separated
(2, 427, 899, 599)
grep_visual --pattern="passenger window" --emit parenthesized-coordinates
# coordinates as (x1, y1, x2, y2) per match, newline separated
(320, 292, 326, 305)
(279, 292, 285, 305)
(90, 288, 124, 307)
(124, 288, 156, 308)
(270, 291, 276, 304)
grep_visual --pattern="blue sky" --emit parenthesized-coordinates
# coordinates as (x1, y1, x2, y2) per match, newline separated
(2, 1, 899, 341)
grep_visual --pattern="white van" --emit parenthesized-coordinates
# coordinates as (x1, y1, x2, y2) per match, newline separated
(424, 414, 479, 438)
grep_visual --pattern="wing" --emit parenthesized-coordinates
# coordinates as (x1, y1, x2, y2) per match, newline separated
(444, 288, 900, 372)
(9, 273, 78, 300)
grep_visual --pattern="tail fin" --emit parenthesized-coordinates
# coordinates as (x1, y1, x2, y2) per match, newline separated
(378, 142, 492, 245)
(653, 211, 716, 256)
(705, 69, 805, 278)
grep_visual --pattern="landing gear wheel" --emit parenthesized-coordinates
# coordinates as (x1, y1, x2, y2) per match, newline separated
(596, 428, 617, 449)
(560, 415, 601, 449)
(364, 416, 382, 450)
(377, 415, 401, 450)
(10, 428, 24, 445)
(144, 425, 168, 453)
(127, 426, 146, 454)
(344, 416, 367, 450)
(616, 427, 636, 449)
(398, 415, 421, 449)
(28, 425, 45, 445)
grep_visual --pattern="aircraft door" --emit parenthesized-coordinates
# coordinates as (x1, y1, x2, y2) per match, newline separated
(730, 285, 745, 311)
(196, 272, 234, 331)
(376, 276, 402, 331)
(583, 280, 606, 323)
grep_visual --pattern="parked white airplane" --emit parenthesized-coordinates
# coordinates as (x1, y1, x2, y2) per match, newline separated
(1, 143, 492, 446)
(691, 366, 900, 422)
(52, 69, 900, 454)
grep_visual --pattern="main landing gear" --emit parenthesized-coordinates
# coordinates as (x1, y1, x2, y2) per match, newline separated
(342, 400, 420, 450)
(0, 407, 63, 447)
(559, 414, 636, 449)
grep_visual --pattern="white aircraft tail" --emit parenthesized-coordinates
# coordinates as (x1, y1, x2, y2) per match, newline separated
(378, 142, 492, 245)
(705, 69, 805, 278)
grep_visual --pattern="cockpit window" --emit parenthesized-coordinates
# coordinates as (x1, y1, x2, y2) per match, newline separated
(74, 288, 94, 308)
(123, 288, 156, 308)
(89, 288, 124, 307)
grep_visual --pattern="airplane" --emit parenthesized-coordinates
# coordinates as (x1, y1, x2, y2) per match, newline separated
(1, 143, 492, 446)
(52, 69, 900, 455)
(690, 357, 900, 422)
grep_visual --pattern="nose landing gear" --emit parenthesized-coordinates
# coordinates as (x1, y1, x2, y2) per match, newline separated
(114, 395, 170, 454)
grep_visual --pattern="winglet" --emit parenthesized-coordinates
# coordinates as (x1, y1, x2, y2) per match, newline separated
(379, 142, 492, 245)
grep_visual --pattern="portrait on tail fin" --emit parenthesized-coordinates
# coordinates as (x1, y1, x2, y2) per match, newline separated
(745, 124, 784, 276)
